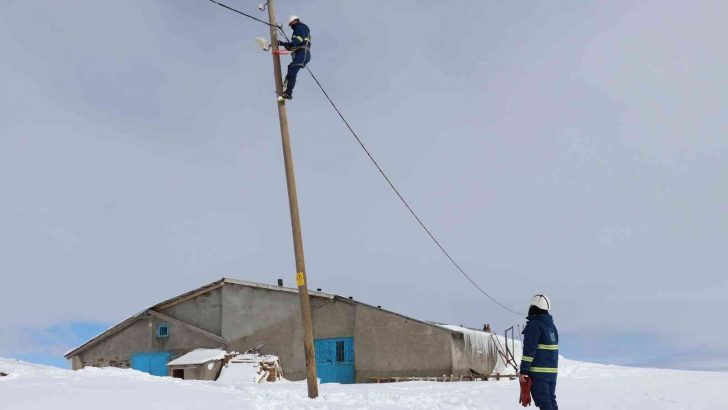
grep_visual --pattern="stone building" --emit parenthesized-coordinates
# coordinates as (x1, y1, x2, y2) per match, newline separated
(65, 278, 516, 383)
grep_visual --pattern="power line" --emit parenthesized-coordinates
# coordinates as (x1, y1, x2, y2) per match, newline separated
(206, 1, 525, 317)
(207, 0, 281, 30)
(304, 68, 524, 316)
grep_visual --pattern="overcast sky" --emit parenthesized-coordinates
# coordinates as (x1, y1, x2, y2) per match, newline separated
(1, 0, 726, 370)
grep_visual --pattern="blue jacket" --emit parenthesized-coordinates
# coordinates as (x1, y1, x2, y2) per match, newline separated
(281, 22, 311, 50)
(520, 313, 559, 381)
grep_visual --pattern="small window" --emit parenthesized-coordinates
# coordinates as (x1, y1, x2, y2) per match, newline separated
(157, 324, 169, 338)
(336, 341, 345, 362)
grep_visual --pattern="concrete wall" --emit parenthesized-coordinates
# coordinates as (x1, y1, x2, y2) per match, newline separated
(169, 360, 223, 380)
(73, 282, 464, 383)
(160, 288, 222, 335)
(76, 315, 225, 369)
(353, 305, 456, 382)
(220, 283, 355, 381)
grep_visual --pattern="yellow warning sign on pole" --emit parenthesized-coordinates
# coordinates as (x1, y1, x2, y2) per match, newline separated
(296, 272, 305, 287)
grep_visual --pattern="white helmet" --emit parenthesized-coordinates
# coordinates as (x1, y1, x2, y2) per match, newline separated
(288, 15, 300, 26)
(529, 294, 551, 311)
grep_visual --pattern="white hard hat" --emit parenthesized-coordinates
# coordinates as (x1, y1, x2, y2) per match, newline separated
(529, 294, 551, 311)
(288, 15, 299, 25)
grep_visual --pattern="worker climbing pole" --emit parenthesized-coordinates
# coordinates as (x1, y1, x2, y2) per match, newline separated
(277, 15, 312, 101)
(205, 3, 527, 399)
(263, 0, 318, 399)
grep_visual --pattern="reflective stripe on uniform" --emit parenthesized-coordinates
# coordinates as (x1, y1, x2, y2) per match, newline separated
(522, 356, 534, 362)
(530, 366, 558, 373)
(537, 344, 559, 350)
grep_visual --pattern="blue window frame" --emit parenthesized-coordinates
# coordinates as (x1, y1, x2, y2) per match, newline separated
(157, 323, 169, 338)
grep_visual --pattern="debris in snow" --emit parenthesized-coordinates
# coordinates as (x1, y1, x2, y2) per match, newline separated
(0, 372, 8, 377)
(217, 352, 285, 384)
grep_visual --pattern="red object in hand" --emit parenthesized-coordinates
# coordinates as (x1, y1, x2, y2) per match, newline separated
(519, 375, 533, 407)
(272, 49, 289, 55)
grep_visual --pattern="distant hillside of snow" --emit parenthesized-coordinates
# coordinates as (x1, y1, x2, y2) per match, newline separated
(1, 356, 727, 409)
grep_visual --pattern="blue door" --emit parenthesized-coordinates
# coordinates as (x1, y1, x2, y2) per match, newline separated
(314, 337, 355, 384)
(130, 352, 170, 376)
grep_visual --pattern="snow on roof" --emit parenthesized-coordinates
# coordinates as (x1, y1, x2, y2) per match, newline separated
(230, 353, 280, 363)
(167, 348, 227, 366)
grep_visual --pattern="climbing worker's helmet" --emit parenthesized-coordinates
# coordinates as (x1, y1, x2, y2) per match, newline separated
(529, 294, 551, 311)
(288, 15, 300, 26)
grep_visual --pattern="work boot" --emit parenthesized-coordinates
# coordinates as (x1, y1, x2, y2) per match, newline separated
(277, 92, 292, 102)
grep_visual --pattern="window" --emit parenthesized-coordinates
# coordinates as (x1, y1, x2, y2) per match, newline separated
(172, 369, 184, 379)
(336, 340, 345, 362)
(157, 324, 169, 338)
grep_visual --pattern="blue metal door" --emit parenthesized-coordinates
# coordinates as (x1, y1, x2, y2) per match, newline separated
(314, 337, 355, 384)
(130, 352, 170, 376)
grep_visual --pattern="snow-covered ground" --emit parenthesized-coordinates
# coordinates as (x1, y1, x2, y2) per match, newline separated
(1, 356, 727, 409)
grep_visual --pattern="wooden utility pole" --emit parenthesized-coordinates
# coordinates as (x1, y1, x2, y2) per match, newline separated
(265, 0, 318, 399)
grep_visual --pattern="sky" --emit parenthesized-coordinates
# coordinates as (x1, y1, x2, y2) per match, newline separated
(1, 0, 726, 370)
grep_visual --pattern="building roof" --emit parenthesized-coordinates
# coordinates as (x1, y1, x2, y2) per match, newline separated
(167, 348, 227, 366)
(65, 277, 458, 359)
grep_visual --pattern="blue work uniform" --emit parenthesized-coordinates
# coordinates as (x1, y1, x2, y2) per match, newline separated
(520, 313, 559, 410)
(279, 22, 311, 97)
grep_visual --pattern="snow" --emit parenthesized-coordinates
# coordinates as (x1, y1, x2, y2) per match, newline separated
(216, 360, 265, 384)
(2, 356, 728, 409)
(217, 353, 284, 384)
(167, 348, 227, 366)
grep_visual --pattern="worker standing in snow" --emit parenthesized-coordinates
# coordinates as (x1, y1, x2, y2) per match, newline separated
(277, 15, 311, 101)
(519, 294, 559, 410)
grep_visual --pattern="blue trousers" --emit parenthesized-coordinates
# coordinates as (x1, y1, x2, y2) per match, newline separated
(531, 378, 558, 410)
(284, 48, 311, 96)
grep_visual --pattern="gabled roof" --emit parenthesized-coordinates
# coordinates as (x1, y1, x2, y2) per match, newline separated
(65, 277, 456, 359)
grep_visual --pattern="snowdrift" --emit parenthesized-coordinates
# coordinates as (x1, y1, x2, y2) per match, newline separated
(1, 356, 727, 409)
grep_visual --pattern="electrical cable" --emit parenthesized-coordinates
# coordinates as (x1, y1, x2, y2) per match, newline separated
(304, 67, 524, 316)
(207, 0, 282, 30)
(206, 0, 525, 317)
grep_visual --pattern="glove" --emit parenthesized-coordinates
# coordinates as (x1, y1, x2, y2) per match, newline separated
(519, 374, 533, 407)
